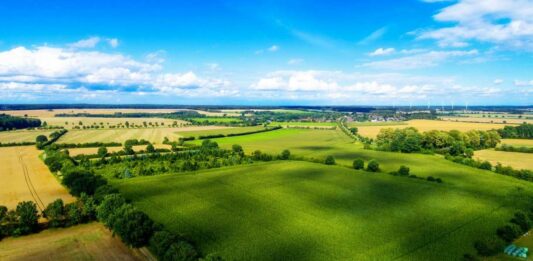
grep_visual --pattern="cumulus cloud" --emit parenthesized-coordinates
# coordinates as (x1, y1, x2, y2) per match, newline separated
(69, 37, 101, 48)
(368, 48, 395, 56)
(418, 0, 533, 50)
(268, 45, 280, 52)
(0, 45, 231, 100)
(364, 49, 478, 70)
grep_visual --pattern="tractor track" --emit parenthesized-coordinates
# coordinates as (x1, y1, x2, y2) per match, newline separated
(18, 153, 45, 212)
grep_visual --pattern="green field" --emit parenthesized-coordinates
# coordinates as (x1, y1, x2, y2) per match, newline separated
(109, 160, 532, 260)
(177, 126, 266, 138)
(190, 117, 242, 123)
(347, 121, 407, 127)
(57, 128, 182, 144)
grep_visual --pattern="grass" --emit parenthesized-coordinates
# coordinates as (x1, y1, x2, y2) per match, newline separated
(354, 119, 513, 138)
(500, 139, 533, 148)
(0, 146, 74, 209)
(0, 222, 148, 260)
(110, 160, 533, 260)
(177, 126, 265, 138)
(474, 149, 533, 170)
(0, 129, 54, 143)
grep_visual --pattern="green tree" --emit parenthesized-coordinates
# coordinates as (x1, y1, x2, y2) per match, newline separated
(97, 194, 126, 225)
(109, 204, 154, 248)
(15, 201, 39, 235)
(324, 155, 335, 165)
(232, 144, 243, 154)
(164, 241, 198, 261)
(36, 135, 48, 143)
(146, 144, 155, 153)
(280, 149, 291, 160)
(43, 199, 65, 227)
(367, 160, 379, 172)
(149, 230, 177, 258)
(353, 159, 364, 170)
(398, 165, 410, 176)
(97, 146, 108, 158)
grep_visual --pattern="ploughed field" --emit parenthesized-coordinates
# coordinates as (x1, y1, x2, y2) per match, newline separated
(107, 128, 533, 260)
(109, 161, 532, 260)
(0, 146, 74, 210)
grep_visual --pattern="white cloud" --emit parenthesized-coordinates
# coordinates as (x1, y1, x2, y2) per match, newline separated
(418, 0, 533, 50)
(268, 45, 280, 52)
(288, 58, 304, 65)
(206, 63, 220, 70)
(493, 79, 504, 85)
(514, 80, 533, 86)
(368, 47, 395, 56)
(69, 37, 101, 48)
(107, 38, 119, 48)
(364, 49, 478, 70)
(359, 27, 388, 44)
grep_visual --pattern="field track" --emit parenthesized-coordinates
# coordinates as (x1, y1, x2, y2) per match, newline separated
(18, 154, 46, 211)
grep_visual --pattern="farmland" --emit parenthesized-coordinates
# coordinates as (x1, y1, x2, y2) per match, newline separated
(39, 116, 188, 129)
(189, 117, 242, 124)
(67, 144, 172, 157)
(56, 126, 227, 144)
(109, 160, 533, 260)
(0, 129, 54, 144)
(500, 139, 533, 148)
(177, 125, 265, 138)
(474, 149, 533, 170)
(354, 119, 513, 138)
(0, 146, 74, 209)
(270, 121, 337, 127)
(0, 222, 149, 260)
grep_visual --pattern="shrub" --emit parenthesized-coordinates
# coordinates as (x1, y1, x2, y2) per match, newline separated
(62, 168, 107, 196)
(353, 159, 364, 170)
(474, 236, 505, 256)
(324, 155, 336, 165)
(109, 204, 155, 248)
(367, 160, 379, 172)
(43, 199, 65, 228)
(150, 230, 177, 258)
(510, 211, 532, 232)
(398, 165, 410, 176)
(15, 201, 39, 235)
(93, 185, 119, 203)
(496, 224, 522, 242)
(427, 176, 436, 182)
(232, 144, 243, 154)
(164, 241, 198, 261)
(479, 161, 492, 170)
(280, 149, 291, 160)
(97, 194, 126, 225)
(97, 146, 108, 158)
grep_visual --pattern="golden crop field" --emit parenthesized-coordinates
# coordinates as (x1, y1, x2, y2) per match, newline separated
(39, 116, 188, 129)
(67, 144, 172, 157)
(500, 139, 533, 148)
(0, 130, 54, 143)
(474, 149, 533, 170)
(0, 223, 149, 261)
(440, 116, 532, 124)
(1, 108, 182, 118)
(0, 146, 74, 210)
(57, 126, 229, 144)
(356, 119, 514, 138)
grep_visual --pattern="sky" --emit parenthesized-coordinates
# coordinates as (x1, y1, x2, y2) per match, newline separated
(0, 0, 532, 105)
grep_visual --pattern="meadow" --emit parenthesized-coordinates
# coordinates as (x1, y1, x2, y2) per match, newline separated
(353, 119, 513, 138)
(0, 129, 54, 143)
(0, 146, 74, 210)
(0, 223, 148, 260)
(57, 126, 227, 144)
(177, 125, 264, 138)
(474, 149, 533, 170)
(110, 160, 533, 260)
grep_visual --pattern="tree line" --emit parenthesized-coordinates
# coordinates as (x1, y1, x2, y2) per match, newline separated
(497, 123, 533, 139)
(0, 114, 41, 131)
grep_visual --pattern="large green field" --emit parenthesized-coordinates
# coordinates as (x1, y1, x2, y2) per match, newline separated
(270, 121, 337, 127)
(109, 161, 532, 260)
(177, 126, 266, 138)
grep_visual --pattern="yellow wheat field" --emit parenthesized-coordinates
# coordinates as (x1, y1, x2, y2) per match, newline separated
(474, 149, 533, 170)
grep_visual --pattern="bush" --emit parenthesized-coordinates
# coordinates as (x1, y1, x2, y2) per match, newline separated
(15, 201, 39, 235)
(109, 204, 155, 248)
(474, 236, 505, 256)
(43, 199, 65, 228)
(93, 185, 119, 203)
(353, 159, 364, 170)
(367, 160, 379, 172)
(232, 144, 243, 154)
(164, 241, 198, 261)
(97, 194, 126, 225)
(150, 230, 177, 258)
(496, 224, 522, 242)
(398, 165, 410, 176)
(479, 161, 492, 170)
(280, 149, 291, 160)
(62, 168, 107, 196)
(511, 211, 532, 232)
(324, 155, 336, 165)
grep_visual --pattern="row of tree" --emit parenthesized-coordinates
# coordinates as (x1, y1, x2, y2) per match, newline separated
(376, 127, 501, 154)
(497, 123, 533, 139)
(445, 155, 533, 182)
(0, 114, 41, 131)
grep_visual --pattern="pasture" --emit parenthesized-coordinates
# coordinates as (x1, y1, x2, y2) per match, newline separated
(474, 149, 533, 170)
(354, 119, 512, 138)
(0, 129, 54, 144)
(57, 126, 227, 144)
(110, 160, 533, 260)
(0, 222, 148, 260)
(0, 146, 74, 210)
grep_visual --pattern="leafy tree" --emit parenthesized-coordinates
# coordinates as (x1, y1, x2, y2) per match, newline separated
(479, 161, 492, 170)
(15, 201, 39, 235)
(497, 224, 522, 242)
(280, 149, 291, 160)
(232, 144, 243, 154)
(474, 236, 505, 256)
(367, 160, 379, 172)
(146, 144, 155, 153)
(43, 199, 65, 227)
(464, 148, 474, 158)
(149, 230, 177, 258)
(398, 165, 410, 176)
(97, 194, 126, 225)
(353, 159, 364, 170)
(62, 168, 107, 196)
(324, 155, 335, 165)
(109, 204, 154, 247)
(511, 211, 532, 232)
(97, 146, 108, 158)
(349, 127, 358, 135)
(36, 135, 48, 143)
(164, 241, 198, 261)
(94, 185, 119, 203)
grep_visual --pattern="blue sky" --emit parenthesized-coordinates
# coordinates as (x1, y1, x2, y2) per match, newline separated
(0, 0, 531, 105)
